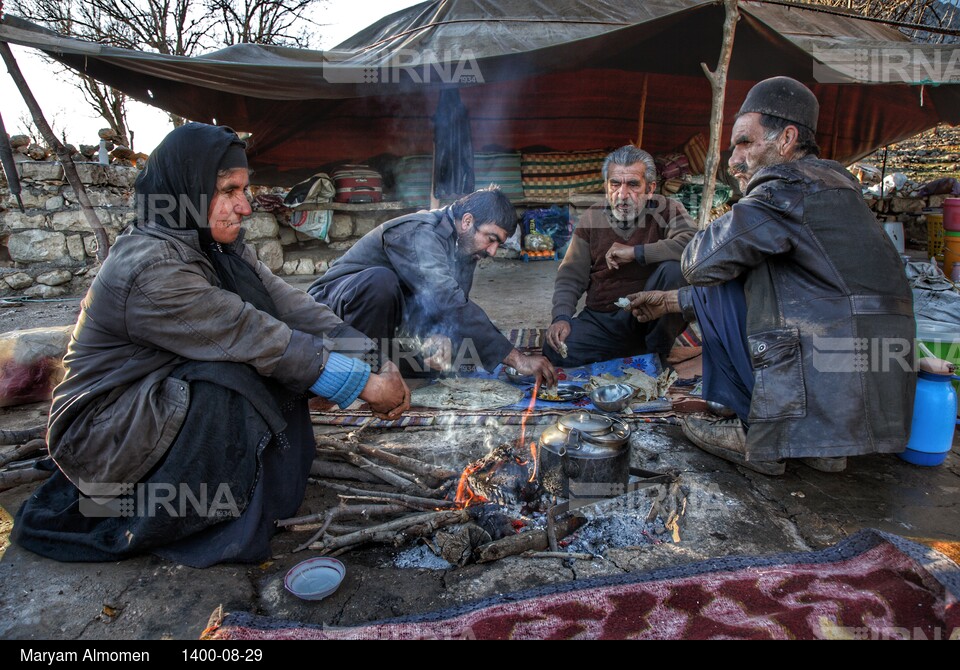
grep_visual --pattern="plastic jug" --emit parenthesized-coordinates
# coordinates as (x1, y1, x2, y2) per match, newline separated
(900, 370, 958, 466)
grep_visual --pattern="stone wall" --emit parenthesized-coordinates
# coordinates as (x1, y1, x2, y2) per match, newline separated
(866, 193, 949, 249)
(0, 160, 414, 296)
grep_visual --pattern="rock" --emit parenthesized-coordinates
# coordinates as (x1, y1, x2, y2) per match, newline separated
(7, 230, 67, 262)
(329, 214, 354, 241)
(63, 144, 78, 157)
(278, 226, 297, 246)
(17, 161, 64, 182)
(3, 272, 33, 290)
(73, 164, 111, 186)
(9, 135, 31, 149)
(353, 214, 378, 237)
(242, 213, 279, 241)
(890, 198, 924, 215)
(110, 146, 136, 162)
(26, 144, 48, 161)
(98, 128, 123, 143)
(83, 235, 102, 258)
(45, 195, 65, 211)
(2, 210, 47, 231)
(23, 284, 69, 299)
(49, 209, 88, 232)
(295, 258, 315, 275)
(36, 269, 74, 287)
(79, 144, 98, 159)
(329, 241, 354, 251)
(928, 194, 949, 208)
(256, 240, 284, 273)
(314, 259, 329, 275)
(66, 235, 86, 261)
(281, 260, 298, 276)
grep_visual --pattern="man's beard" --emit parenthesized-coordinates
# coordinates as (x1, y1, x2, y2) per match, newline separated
(609, 198, 639, 223)
(457, 229, 489, 261)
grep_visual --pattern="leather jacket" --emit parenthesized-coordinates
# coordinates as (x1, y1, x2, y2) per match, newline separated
(678, 156, 915, 460)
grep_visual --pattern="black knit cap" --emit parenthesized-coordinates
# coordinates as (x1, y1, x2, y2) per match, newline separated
(738, 76, 819, 133)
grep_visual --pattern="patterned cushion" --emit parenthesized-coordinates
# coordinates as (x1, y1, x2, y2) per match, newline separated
(394, 153, 524, 205)
(520, 150, 606, 198)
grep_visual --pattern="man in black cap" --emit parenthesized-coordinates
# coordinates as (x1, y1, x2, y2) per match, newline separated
(626, 76, 915, 475)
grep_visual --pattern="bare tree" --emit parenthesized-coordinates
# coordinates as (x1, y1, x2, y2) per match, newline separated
(9, 0, 326, 145)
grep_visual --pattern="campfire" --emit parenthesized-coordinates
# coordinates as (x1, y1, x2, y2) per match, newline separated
(279, 420, 686, 566)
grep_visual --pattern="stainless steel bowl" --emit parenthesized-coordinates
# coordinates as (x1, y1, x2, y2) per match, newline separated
(503, 366, 536, 385)
(590, 384, 635, 412)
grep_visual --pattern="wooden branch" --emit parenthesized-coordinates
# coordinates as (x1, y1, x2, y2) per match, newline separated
(0, 439, 46, 469)
(0, 426, 46, 446)
(0, 43, 111, 261)
(355, 443, 459, 485)
(523, 552, 594, 561)
(336, 451, 416, 490)
(310, 459, 383, 484)
(309, 510, 469, 554)
(319, 480, 456, 509)
(279, 504, 407, 529)
(0, 467, 53, 492)
(698, 0, 740, 230)
(291, 503, 411, 552)
(475, 516, 584, 563)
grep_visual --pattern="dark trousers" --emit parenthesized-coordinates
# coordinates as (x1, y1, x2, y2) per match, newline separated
(544, 261, 688, 367)
(689, 279, 755, 425)
(309, 267, 405, 340)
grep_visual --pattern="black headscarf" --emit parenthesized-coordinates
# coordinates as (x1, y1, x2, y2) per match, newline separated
(135, 123, 278, 316)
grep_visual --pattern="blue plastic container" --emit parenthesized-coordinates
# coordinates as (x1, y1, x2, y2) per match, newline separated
(900, 370, 958, 466)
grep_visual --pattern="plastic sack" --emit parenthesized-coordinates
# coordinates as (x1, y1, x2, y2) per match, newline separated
(524, 232, 554, 251)
(289, 209, 333, 242)
(0, 326, 72, 407)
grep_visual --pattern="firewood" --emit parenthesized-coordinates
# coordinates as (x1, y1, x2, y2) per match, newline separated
(0, 438, 47, 469)
(0, 467, 52, 492)
(310, 459, 382, 484)
(336, 451, 416, 490)
(318, 480, 456, 509)
(0, 426, 46, 446)
(357, 444, 458, 486)
(475, 516, 584, 563)
(523, 552, 594, 561)
(278, 503, 407, 529)
(309, 510, 470, 554)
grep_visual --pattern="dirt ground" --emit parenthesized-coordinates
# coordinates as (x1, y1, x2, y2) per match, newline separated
(1, 258, 958, 640)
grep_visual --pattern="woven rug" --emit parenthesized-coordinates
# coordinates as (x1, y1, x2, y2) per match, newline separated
(203, 530, 959, 640)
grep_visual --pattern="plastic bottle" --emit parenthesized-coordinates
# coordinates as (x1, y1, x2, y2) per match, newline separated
(900, 370, 958, 466)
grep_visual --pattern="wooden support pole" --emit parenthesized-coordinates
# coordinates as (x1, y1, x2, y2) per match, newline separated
(698, 0, 740, 230)
(0, 42, 111, 260)
(636, 74, 649, 147)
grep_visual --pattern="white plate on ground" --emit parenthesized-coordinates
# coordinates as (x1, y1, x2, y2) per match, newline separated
(284, 557, 346, 601)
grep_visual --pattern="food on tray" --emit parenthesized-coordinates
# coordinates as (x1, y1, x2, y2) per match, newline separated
(614, 297, 631, 309)
(558, 341, 569, 359)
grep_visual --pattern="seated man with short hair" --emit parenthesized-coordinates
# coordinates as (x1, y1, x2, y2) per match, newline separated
(544, 146, 696, 368)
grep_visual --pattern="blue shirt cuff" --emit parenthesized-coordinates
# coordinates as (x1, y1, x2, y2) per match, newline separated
(634, 245, 646, 265)
(552, 315, 573, 325)
(310, 352, 371, 408)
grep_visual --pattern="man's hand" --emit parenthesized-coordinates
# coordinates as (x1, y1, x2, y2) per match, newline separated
(627, 290, 681, 323)
(505, 349, 557, 387)
(421, 334, 453, 372)
(359, 361, 410, 420)
(546, 321, 571, 356)
(605, 242, 637, 270)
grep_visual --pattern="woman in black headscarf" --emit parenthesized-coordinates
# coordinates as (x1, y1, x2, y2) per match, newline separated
(13, 124, 409, 567)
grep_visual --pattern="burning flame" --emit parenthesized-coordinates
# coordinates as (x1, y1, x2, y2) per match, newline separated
(454, 461, 488, 508)
(452, 378, 543, 508)
(520, 379, 540, 483)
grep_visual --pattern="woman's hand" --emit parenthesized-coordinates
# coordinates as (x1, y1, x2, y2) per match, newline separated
(359, 361, 410, 420)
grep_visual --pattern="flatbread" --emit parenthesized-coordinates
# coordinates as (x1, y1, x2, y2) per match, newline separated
(411, 377, 524, 410)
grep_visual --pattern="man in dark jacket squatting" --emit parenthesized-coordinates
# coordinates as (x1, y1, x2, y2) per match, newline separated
(627, 77, 915, 475)
(309, 186, 557, 386)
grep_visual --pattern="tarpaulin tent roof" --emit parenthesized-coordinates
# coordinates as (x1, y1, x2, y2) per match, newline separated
(2, 0, 959, 186)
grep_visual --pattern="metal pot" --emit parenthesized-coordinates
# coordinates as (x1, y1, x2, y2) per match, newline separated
(537, 412, 632, 499)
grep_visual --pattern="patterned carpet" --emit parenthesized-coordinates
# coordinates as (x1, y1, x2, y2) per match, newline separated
(204, 530, 959, 640)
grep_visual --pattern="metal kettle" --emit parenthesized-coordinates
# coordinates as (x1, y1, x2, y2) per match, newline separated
(537, 411, 632, 498)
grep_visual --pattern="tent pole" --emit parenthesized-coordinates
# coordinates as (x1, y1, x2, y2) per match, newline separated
(0, 42, 111, 261)
(698, 0, 739, 230)
(637, 74, 649, 147)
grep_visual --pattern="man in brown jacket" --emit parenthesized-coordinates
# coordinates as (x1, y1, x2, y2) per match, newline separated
(545, 146, 696, 368)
